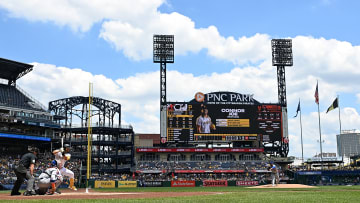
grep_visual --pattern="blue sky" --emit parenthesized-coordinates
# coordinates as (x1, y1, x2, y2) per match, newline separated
(2, 0, 359, 78)
(1, 0, 360, 158)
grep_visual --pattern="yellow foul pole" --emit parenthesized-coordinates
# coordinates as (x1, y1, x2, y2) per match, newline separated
(87, 83, 93, 187)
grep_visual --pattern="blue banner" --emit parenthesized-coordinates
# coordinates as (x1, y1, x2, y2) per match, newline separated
(0, 133, 51, 141)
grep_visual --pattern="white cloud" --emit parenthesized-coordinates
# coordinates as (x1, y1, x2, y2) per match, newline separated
(285, 36, 360, 106)
(0, 0, 271, 63)
(100, 13, 271, 62)
(0, 0, 164, 32)
(18, 62, 278, 134)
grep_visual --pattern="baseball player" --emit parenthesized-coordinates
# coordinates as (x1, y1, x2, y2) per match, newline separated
(196, 107, 216, 134)
(269, 163, 280, 186)
(52, 144, 77, 190)
(37, 160, 63, 195)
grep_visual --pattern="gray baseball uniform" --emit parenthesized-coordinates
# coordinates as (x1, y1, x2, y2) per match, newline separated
(37, 167, 62, 195)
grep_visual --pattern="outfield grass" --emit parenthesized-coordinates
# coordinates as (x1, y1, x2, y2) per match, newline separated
(2, 186, 360, 203)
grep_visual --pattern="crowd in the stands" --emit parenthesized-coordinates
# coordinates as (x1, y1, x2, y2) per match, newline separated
(0, 152, 80, 185)
(136, 161, 270, 171)
(136, 172, 271, 183)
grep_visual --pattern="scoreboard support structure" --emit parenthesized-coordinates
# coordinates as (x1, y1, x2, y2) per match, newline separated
(272, 39, 293, 157)
(153, 35, 174, 142)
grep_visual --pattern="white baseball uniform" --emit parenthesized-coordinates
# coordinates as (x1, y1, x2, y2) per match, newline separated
(54, 151, 74, 179)
(196, 116, 212, 133)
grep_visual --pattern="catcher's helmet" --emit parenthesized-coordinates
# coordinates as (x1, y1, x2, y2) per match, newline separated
(51, 160, 57, 167)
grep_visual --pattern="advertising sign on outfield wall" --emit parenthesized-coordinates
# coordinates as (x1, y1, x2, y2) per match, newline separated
(118, 181, 137, 188)
(143, 181, 162, 187)
(203, 180, 228, 187)
(171, 181, 195, 187)
(236, 181, 259, 186)
(94, 181, 115, 188)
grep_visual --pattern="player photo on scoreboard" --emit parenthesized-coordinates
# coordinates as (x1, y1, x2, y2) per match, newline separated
(195, 104, 216, 133)
(193, 104, 257, 135)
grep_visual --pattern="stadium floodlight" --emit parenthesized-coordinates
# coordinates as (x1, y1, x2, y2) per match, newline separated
(271, 39, 293, 157)
(272, 39, 293, 66)
(271, 39, 293, 107)
(153, 34, 174, 143)
(153, 35, 174, 63)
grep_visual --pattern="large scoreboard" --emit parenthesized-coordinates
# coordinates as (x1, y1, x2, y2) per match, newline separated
(165, 92, 283, 143)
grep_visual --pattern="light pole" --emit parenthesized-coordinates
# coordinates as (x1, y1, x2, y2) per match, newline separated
(153, 35, 174, 143)
(271, 39, 293, 157)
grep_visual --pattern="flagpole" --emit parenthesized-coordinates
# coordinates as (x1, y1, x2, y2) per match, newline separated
(338, 95, 343, 165)
(338, 95, 342, 137)
(316, 81, 324, 170)
(299, 99, 304, 167)
(317, 102, 324, 170)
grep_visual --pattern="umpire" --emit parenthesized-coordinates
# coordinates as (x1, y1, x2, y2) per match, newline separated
(11, 146, 38, 196)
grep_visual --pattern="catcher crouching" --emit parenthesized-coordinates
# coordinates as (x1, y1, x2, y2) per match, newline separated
(52, 144, 77, 190)
(37, 160, 63, 195)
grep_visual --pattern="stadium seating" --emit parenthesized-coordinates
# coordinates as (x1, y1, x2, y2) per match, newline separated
(0, 84, 43, 111)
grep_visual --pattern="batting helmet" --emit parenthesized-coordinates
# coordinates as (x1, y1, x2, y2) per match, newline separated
(64, 144, 70, 148)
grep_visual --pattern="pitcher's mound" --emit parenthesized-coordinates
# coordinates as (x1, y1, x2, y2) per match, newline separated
(250, 184, 316, 188)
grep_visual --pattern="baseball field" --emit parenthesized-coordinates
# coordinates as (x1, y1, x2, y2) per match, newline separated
(1, 185, 360, 202)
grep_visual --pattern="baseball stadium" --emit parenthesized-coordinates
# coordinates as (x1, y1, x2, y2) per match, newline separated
(1, 34, 360, 203)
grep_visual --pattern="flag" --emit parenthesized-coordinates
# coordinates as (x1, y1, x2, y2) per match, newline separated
(294, 100, 301, 118)
(326, 97, 339, 113)
(314, 82, 319, 104)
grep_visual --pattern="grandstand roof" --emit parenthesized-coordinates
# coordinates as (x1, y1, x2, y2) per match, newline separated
(0, 58, 33, 82)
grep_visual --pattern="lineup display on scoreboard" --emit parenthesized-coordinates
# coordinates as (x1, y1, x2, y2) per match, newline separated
(166, 92, 283, 143)
(167, 103, 194, 142)
(256, 104, 282, 142)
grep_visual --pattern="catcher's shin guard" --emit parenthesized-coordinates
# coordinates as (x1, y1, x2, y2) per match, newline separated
(69, 178, 77, 190)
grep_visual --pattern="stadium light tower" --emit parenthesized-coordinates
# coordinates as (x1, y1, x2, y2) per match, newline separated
(271, 39, 293, 157)
(271, 39, 293, 106)
(153, 35, 174, 143)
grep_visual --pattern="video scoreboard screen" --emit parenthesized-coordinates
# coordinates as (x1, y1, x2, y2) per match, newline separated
(167, 103, 194, 142)
(257, 104, 282, 142)
(165, 92, 283, 143)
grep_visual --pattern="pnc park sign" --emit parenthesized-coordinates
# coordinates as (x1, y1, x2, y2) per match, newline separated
(193, 92, 259, 105)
